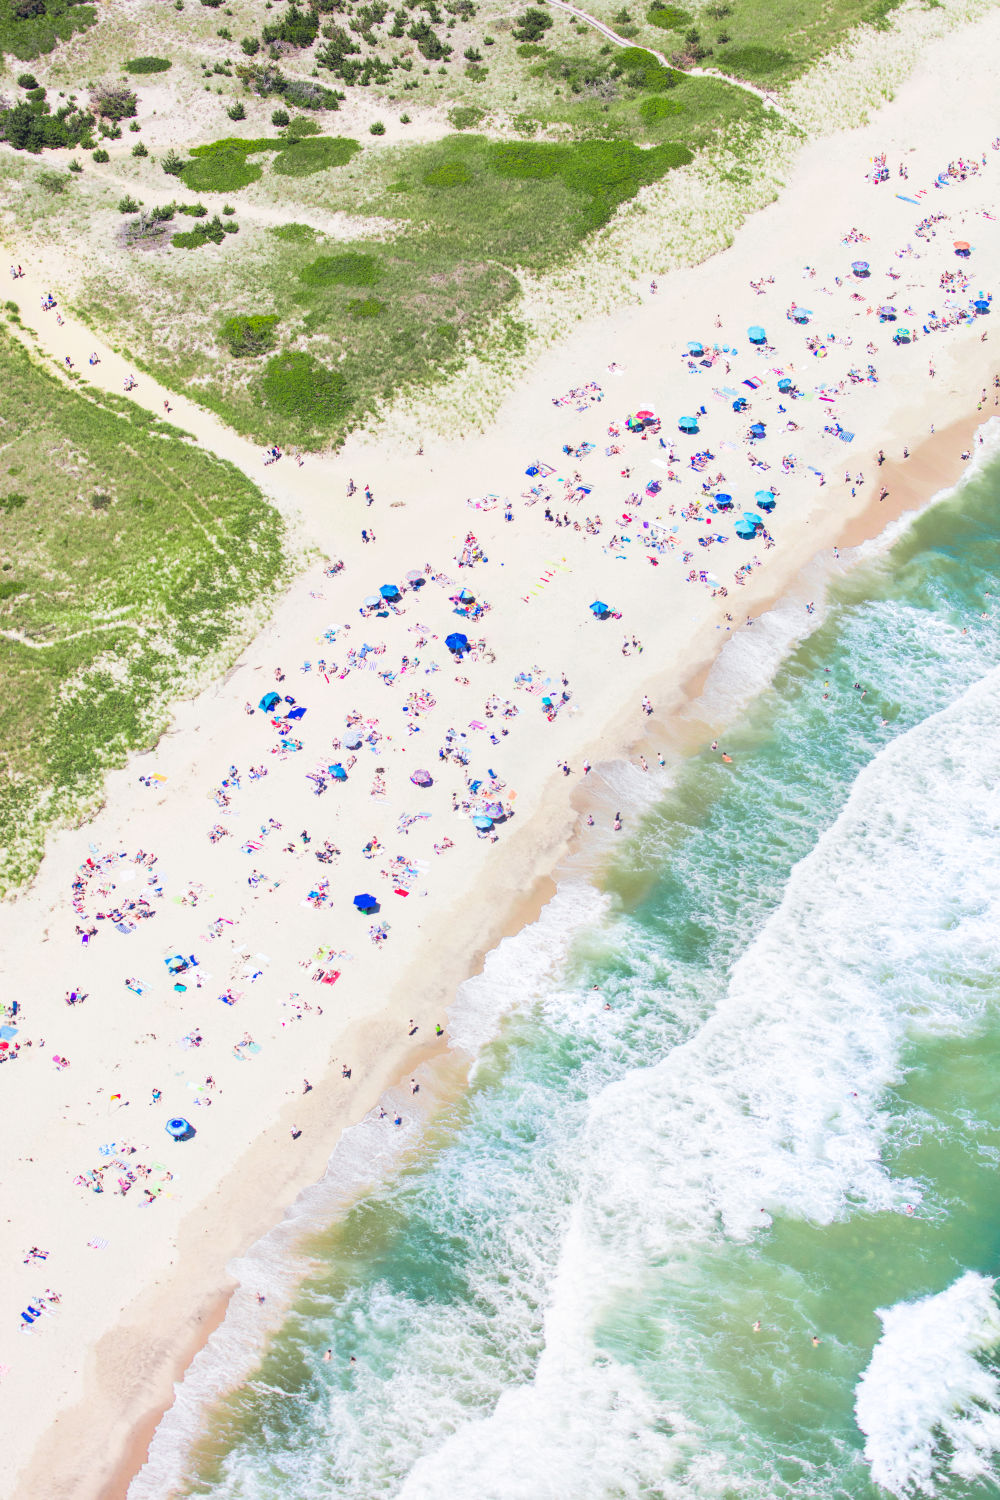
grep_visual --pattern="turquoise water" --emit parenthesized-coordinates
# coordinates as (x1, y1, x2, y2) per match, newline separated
(138, 446, 1000, 1500)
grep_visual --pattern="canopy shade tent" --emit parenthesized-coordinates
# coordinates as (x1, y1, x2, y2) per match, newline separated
(353, 893, 378, 912)
(259, 691, 281, 712)
(747, 325, 766, 344)
(678, 416, 700, 433)
(686, 342, 704, 355)
(343, 729, 363, 750)
(379, 583, 400, 600)
(457, 588, 475, 602)
(410, 769, 433, 787)
(445, 631, 469, 653)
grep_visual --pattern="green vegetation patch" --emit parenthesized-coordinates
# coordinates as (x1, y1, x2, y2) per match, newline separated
(423, 159, 472, 187)
(180, 137, 281, 192)
(220, 312, 278, 354)
(638, 94, 684, 122)
(270, 221, 316, 242)
(714, 44, 794, 81)
(487, 136, 692, 232)
(447, 104, 485, 130)
(271, 135, 360, 177)
(347, 297, 385, 319)
(0, 0, 95, 61)
(260, 350, 350, 429)
(647, 4, 691, 28)
(124, 55, 171, 74)
(0, 329, 284, 891)
(172, 213, 238, 248)
(616, 46, 681, 91)
(299, 251, 382, 287)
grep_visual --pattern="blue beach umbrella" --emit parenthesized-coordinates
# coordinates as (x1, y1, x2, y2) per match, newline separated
(679, 415, 699, 433)
(749, 422, 766, 438)
(732, 397, 749, 413)
(755, 492, 776, 513)
(330, 763, 348, 781)
(445, 631, 469, 653)
(379, 583, 400, 600)
(590, 600, 609, 616)
(747, 325, 766, 344)
(472, 815, 494, 830)
(686, 341, 704, 356)
(851, 261, 870, 277)
(742, 512, 764, 527)
(259, 691, 281, 712)
(166, 1118, 195, 1141)
(974, 298, 991, 314)
(735, 519, 758, 539)
(713, 493, 733, 510)
(353, 893, 378, 912)
(777, 377, 793, 393)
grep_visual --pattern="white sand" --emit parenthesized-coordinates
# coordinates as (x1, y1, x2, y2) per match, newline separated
(3, 13, 1000, 1497)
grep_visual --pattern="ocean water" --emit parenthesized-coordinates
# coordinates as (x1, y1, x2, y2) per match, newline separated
(135, 436, 1000, 1500)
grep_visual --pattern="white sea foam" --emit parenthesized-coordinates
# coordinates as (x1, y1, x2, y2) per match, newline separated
(855, 1271, 1000, 1497)
(380, 667, 1000, 1496)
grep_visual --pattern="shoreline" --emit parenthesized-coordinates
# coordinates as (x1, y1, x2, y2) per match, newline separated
(4, 13, 1000, 1498)
(110, 405, 998, 1500)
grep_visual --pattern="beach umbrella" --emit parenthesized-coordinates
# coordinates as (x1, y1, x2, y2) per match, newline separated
(405, 569, 425, 586)
(379, 583, 400, 600)
(954, 241, 971, 256)
(590, 600, 609, 616)
(259, 691, 281, 712)
(472, 815, 494, 830)
(877, 305, 896, 321)
(747, 325, 766, 344)
(445, 631, 469, 653)
(895, 328, 912, 343)
(749, 422, 766, 438)
(777, 377, 793, 393)
(410, 769, 433, 787)
(678, 415, 699, 433)
(458, 588, 475, 602)
(734, 519, 758, 539)
(731, 398, 749, 414)
(755, 492, 776, 513)
(353, 893, 378, 912)
(790, 307, 810, 323)
(362, 594, 380, 609)
(484, 801, 505, 819)
(742, 512, 763, 527)
(330, 763, 348, 781)
(166, 1117, 195, 1141)
(686, 342, 704, 355)
(974, 298, 991, 313)
(343, 728, 363, 750)
(636, 409, 655, 420)
(851, 261, 870, 277)
(713, 493, 733, 510)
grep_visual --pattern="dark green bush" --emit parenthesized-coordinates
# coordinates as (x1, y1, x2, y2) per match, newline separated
(161, 146, 185, 175)
(221, 312, 279, 354)
(616, 46, 680, 89)
(125, 55, 171, 73)
(177, 201, 208, 215)
(298, 251, 381, 286)
(347, 297, 385, 319)
(638, 94, 683, 121)
(227, 99, 246, 119)
(91, 145, 109, 161)
(647, 4, 690, 28)
(447, 103, 483, 129)
(512, 7, 553, 41)
(92, 81, 137, 119)
(172, 213, 233, 247)
(271, 134, 360, 175)
(260, 351, 350, 428)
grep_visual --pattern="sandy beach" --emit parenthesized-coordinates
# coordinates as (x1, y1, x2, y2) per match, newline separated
(3, 11, 1000, 1497)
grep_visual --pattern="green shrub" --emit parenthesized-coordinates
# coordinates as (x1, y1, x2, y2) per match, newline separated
(68, 156, 82, 171)
(283, 114, 320, 137)
(260, 351, 350, 427)
(177, 201, 208, 215)
(117, 193, 139, 211)
(0, 491, 27, 512)
(512, 7, 553, 41)
(487, 136, 692, 231)
(125, 55, 171, 73)
(369, 119, 386, 135)
(172, 213, 232, 247)
(1, 0, 96, 64)
(161, 147, 185, 175)
(423, 159, 471, 186)
(646, 4, 690, 27)
(271, 134, 360, 175)
(271, 107, 290, 125)
(91, 146, 109, 161)
(298, 251, 381, 286)
(92, 81, 137, 119)
(638, 94, 683, 121)
(220, 312, 278, 354)
(131, 139, 148, 157)
(227, 100, 247, 120)
(347, 297, 385, 319)
(616, 45, 680, 89)
(241, 35, 260, 54)
(447, 103, 484, 129)
(270, 220, 314, 241)
(17, 72, 38, 87)
(180, 139, 275, 191)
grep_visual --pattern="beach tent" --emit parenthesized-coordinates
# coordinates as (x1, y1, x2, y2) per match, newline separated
(749, 422, 766, 438)
(590, 600, 610, 617)
(353, 893, 378, 912)
(344, 728, 363, 750)
(954, 241, 971, 257)
(679, 415, 700, 433)
(379, 583, 400, 600)
(458, 588, 475, 602)
(686, 342, 704, 356)
(714, 493, 733, 510)
(166, 1118, 195, 1141)
(776, 377, 793, 393)
(851, 261, 870, 277)
(747, 326, 767, 344)
(755, 491, 776, 512)
(259, 691, 281, 712)
(410, 769, 433, 787)
(330, 763, 348, 781)
(445, 631, 470, 653)
(731, 397, 749, 413)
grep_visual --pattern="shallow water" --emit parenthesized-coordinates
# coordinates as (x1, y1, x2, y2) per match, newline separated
(134, 442, 1000, 1500)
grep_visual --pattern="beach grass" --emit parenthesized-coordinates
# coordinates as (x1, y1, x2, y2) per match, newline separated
(0, 325, 286, 892)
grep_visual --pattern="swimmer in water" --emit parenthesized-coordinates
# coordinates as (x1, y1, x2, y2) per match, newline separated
(324, 1349, 332, 1362)
(721, 752, 733, 764)
(752, 1321, 761, 1332)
